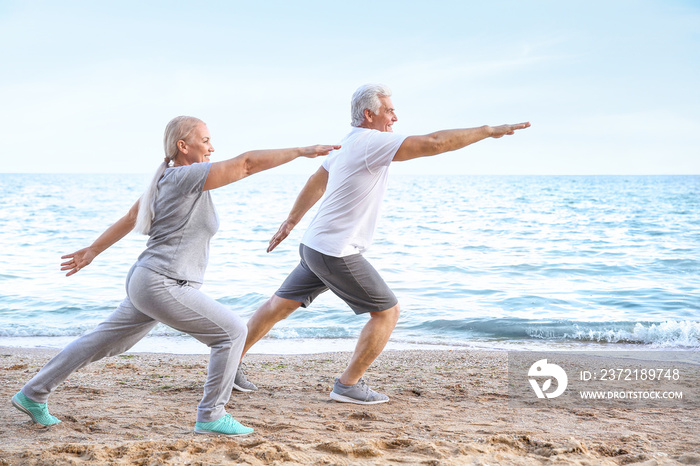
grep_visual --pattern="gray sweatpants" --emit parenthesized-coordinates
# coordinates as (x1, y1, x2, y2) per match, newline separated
(21, 265, 246, 423)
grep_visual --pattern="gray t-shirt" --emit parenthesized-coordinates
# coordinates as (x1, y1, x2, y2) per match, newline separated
(136, 162, 218, 284)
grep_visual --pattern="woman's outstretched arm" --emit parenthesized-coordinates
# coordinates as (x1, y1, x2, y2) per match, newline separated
(203, 145, 340, 191)
(60, 199, 139, 276)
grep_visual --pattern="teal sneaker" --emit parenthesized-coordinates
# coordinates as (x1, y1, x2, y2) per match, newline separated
(11, 391, 61, 426)
(194, 413, 253, 436)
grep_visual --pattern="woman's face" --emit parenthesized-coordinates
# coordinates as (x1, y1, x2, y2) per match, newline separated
(175, 123, 214, 165)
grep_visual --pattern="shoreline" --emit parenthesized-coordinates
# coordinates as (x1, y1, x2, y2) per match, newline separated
(2, 347, 698, 465)
(2, 335, 694, 356)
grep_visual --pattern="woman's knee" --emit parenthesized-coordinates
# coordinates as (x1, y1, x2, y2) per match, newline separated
(221, 316, 248, 341)
(208, 319, 247, 349)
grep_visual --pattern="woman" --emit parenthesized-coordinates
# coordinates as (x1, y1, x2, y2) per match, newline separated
(11, 116, 339, 436)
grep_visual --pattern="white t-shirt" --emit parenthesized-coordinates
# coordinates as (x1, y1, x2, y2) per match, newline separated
(301, 127, 407, 257)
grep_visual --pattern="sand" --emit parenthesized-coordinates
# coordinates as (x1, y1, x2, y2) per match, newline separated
(1, 347, 698, 465)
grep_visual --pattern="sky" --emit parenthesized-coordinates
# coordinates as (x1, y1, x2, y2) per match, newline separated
(1, 0, 699, 175)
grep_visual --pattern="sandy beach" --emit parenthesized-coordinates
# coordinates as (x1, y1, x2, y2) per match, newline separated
(1, 347, 698, 465)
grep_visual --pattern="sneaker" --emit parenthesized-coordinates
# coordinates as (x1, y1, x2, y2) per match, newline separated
(330, 378, 389, 405)
(11, 391, 62, 426)
(194, 413, 254, 436)
(232, 364, 258, 392)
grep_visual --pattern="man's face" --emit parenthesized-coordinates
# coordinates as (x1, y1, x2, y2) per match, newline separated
(365, 96, 398, 132)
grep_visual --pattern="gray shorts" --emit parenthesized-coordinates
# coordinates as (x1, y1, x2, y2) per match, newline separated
(275, 244, 398, 315)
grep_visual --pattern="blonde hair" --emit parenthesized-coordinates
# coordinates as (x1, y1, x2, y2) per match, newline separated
(134, 116, 204, 235)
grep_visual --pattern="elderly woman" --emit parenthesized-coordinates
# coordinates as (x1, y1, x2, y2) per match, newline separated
(11, 116, 338, 436)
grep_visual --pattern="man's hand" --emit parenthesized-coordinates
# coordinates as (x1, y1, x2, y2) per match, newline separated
(267, 220, 296, 253)
(395, 122, 531, 161)
(61, 247, 97, 276)
(489, 122, 531, 138)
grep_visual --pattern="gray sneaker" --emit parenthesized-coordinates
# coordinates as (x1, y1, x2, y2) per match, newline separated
(232, 364, 258, 392)
(330, 378, 389, 404)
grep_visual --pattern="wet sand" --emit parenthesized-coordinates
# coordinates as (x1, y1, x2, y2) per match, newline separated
(1, 347, 698, 465)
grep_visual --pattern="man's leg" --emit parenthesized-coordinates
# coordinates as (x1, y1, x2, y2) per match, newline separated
(242, 295, 301, 358)
(339, 303, 400, 385)
(296, 246, 399, 404)
(242, 247, 328, 359)
(233, 253, 328, 392)
(232, 295, 301, 392)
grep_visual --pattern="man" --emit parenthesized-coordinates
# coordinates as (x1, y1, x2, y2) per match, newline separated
(233, 84, 530, 404)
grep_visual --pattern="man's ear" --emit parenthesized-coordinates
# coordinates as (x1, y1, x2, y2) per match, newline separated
(364, 108, 374, 122)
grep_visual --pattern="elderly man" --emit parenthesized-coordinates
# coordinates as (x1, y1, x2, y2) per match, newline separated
(234, 84, 530, 404)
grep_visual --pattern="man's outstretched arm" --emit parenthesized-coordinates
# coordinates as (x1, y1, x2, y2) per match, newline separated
(267, 165, 329, 253)
(393, 122, 530, 162)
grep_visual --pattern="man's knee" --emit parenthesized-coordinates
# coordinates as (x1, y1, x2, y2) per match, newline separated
(370, 303, 400, 323)
(265, 295, 301, 320)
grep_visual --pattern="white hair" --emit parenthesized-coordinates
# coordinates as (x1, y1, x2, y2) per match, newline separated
(133, 116, 204, 235)
(350, 83, 392, 127)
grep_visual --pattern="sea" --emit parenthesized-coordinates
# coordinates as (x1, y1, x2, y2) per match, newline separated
(0, 173, 698, 355)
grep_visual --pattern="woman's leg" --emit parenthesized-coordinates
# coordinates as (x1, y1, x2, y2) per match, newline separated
(21, 296, 158, 403)
(127, 267, 247, 424)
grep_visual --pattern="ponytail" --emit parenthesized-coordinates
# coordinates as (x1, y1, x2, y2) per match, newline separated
(134, 160, 169, 234)
(133, 116, 204, 235)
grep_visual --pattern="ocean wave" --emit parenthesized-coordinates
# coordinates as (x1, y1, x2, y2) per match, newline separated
(409, 318, 700, 348)
(564, 320, 700, 348)
(267, 326, 357, 339)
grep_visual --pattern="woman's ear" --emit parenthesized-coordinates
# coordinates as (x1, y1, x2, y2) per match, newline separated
(177, 139, 188, 153)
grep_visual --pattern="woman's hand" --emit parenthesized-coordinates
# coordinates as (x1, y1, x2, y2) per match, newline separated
(60, 247, 97, 276)
(489, 122, 531, 138)
(301, 144, 341, 158)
